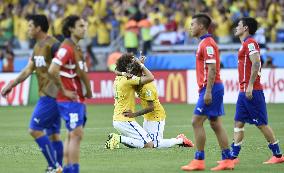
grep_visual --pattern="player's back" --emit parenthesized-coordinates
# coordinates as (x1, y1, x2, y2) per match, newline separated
(32, 36, 60, 97)
(137, 82, 166, 121)
(113, 75, 140, 121)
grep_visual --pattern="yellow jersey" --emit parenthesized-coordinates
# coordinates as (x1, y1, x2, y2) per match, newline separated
(137, 82, 166, 121)
(113, 76, 141, 121)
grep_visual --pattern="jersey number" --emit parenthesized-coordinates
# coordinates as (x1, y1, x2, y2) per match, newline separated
(34, 56, 47, 67)
(69, 113, 79, 129)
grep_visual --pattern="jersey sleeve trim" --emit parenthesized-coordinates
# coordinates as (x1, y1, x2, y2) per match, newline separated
(52, 58, 62, 66)
(205, 59, 216, 63)
(249, 50, 259, 56)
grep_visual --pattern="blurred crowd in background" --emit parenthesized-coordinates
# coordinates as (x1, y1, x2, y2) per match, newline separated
(0, 0, 283, 49)
(0, 0, 283, 72)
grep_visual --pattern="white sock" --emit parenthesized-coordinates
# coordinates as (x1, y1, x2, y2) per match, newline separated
(121, 136, 145, 148)
(156, 138, 183, 148)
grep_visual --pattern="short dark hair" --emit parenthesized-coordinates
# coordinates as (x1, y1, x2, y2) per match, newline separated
(239, 17, 258, 35)
(26, 14, 49, 33)
(115, 53, 134, 72)
(62, 15, 81, 37)
(192, 13, 212, 29)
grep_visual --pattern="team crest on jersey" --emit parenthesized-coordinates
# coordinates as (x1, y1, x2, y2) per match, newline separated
(57, 48, 67, 59)
(248, 43, 256, 52)
(206, 46, 214, 55)
(34, 56, 46, 67)
(145, 90, 152, 97)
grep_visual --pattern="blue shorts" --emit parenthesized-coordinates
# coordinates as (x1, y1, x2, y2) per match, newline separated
(29, 96, 61, 135)
(235, 90, 268, 126)
(194, 83, 225, 119)
(57, 102, 87, 131)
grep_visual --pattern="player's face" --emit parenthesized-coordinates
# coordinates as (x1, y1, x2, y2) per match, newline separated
(235, 20, 247, 37)
(72, 19, 87, 39)
(27, 20, 39, 39)
(189, 18, 200, 37)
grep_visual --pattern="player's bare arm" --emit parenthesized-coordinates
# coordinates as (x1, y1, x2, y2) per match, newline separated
(204, 63, 216, 105)
(133, 59, 154, 85)
(246, 52, 261, 100)
(48, 62, 77, 100)
(123, 101, 154, 118)
(1, 59, 35, 97)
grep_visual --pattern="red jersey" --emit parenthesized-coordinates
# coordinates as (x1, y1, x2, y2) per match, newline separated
(53, 39, 85, 102)
(196, 34, 222, 92)
(238, 36, 262, 92)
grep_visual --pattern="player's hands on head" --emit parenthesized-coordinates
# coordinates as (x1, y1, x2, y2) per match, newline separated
(139, 56, 146, 64)
(123, 110, 136, 118)
(245, 85, 253, 100)
(63, 89, 77, 101)
(204, 91, 212, 105)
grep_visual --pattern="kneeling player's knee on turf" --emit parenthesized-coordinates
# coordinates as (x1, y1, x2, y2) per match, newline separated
(144, 141, 154, 148)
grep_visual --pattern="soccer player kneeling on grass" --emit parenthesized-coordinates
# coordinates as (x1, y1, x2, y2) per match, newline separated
(105, 54, 154, 149)
(117, 57, 194, 149)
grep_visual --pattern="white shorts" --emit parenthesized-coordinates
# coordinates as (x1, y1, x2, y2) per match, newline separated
(143, 120, 165, 144)
(113, 121, 152, 144)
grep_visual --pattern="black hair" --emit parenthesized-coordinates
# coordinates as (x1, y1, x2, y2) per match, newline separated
(126, 62, 142, 76)
(192, 13, 212, 29)
(62, 15, 81, 37)
(26, 14, 49, 32)
(239, 17, 258, 35)
(115, 53, 134, 72)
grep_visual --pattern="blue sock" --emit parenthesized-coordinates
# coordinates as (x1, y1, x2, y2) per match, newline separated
(194, 150, 205, 160)
(35, 135, 56, 168)
(231, 142, 241, 158)
(268, 142, 282, 157)
(63, 164, 71, 173)
(72, 163, 80, 173)
(222, 148, 232, 160)
(52, 141, 63, 166)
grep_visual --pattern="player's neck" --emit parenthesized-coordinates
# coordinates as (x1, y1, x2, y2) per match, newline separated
(198, 30, 209, 39)
(239, 32, 250, 43)
(70, 35, 80, 45)
(36, 32, 48, 42)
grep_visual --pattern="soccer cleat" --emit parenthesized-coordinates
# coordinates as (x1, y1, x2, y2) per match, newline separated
(211, 159, 234, 171)
(105, 133, 120, 150)
(181, 159, 205, 171)
(177, 134, 194, 147)
(217, 158, 239, 165)
(263, 156, 284, 164)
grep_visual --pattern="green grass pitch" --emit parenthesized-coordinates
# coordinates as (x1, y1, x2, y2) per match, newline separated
(0, 104, 283, 173)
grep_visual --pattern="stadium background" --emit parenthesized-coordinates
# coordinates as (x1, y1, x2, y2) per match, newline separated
(0, 0, 284, 173)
